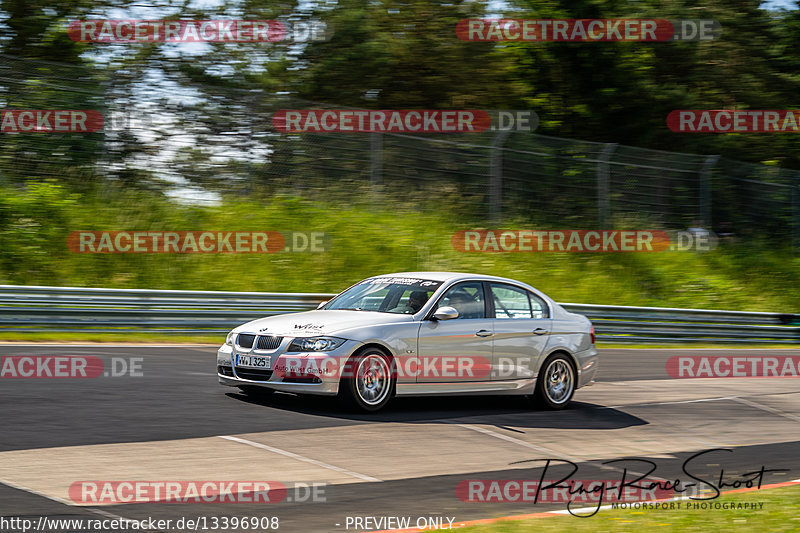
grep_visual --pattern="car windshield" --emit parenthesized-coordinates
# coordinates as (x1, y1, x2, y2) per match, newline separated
(322, 277, 442, 314)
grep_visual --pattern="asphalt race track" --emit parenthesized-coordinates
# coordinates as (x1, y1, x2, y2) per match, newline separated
(1, 346, 799, 532)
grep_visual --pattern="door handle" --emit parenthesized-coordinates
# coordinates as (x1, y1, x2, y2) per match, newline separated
(475, 330, 494, 337)
(533, 328, 548, 335)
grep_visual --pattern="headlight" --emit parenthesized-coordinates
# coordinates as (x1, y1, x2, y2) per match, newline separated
(288, 336, 346, 352)
(225, 331, 235, 346)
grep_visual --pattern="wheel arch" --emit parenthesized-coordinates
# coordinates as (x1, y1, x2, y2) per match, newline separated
(350, 341, 395, 361)
(540, 348, 579, 379)
(338, 342, 397, 410)
(341, 342, 397, 391)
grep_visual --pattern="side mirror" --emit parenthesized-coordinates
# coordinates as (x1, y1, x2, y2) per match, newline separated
(316, 301, 328, 309)
(432, 306, 459, 321)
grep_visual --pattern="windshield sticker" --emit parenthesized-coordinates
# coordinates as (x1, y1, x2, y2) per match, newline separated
(362, 277, 442, 288)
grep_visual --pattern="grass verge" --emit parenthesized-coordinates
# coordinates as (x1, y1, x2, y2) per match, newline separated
(458, 485, 800, 532)
(2, 183, 799, 312)
(0, 332, 223, 344)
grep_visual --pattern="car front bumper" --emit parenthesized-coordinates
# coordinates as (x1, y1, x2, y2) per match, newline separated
(216, 341, 360, 396)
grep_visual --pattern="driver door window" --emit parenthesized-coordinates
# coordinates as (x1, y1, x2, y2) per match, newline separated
(435, 282, 486, 319)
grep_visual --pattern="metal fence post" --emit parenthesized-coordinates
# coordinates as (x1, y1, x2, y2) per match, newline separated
(597, 143, 616, 227)
(793, 173, 800, 253)
(370, 132, 382, 186)
(490, 130, 511, 223)
(700, 155, 720, 227)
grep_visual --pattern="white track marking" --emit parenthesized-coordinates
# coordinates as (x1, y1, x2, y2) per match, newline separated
(0, 478, 73, 505)
(218, 435, 381, 482)
(603, 395, 740, 409)
(449, 422, 673, 481)
(452, 423, 572, 459)
(731, 397, 800, 423)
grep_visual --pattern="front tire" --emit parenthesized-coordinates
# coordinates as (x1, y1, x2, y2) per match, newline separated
(338, 349, 395, 412)
(534, 353, 575, 410)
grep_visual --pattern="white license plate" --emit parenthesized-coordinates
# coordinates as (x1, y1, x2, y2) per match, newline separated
(235, 354, 271, 369)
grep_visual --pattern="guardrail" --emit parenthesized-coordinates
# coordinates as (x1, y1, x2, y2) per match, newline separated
(1, 285, 797, 344)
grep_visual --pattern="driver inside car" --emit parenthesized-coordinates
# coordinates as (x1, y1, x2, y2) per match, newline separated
(445, 291, 475, 318)
(390, 290, 429, 314)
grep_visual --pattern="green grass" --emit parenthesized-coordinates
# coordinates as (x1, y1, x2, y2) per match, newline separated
(0, 332, 224, 344)
(458, 485, 800, 532)
(1, 182, 799, 312)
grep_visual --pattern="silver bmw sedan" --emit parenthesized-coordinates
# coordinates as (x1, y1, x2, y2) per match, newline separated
(217, 272, 598, 412)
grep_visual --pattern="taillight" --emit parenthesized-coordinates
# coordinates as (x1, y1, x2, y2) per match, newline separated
(590, 325, 596, 345)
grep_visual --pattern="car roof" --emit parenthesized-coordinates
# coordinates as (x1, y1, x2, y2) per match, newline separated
(360, 272, 556, 310)
(374, 272, 530, 286)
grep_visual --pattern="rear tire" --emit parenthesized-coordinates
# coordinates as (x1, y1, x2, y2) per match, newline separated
(534, 353, 575, 410)
(338, 349, 395, 412)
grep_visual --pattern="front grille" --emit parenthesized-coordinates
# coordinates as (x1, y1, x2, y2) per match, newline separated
(218, 366, 233, 377)
(256, 336, 283, 350)
(235, 368, 274, 381)
(237, 334, 255, 349)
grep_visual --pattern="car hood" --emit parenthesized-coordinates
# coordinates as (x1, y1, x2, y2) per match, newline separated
(233, 310, 414, 337)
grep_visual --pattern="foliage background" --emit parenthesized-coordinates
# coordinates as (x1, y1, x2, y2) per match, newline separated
(0, 0, 798, 311)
